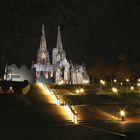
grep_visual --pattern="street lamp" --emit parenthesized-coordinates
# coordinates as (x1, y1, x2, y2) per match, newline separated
(120, 82, 123, 92)
(58, 80, 64, 85)
(80, 88, 84, 94)
(112, 87, 118, 94)
(120, 110, 125, 121)
(137, 83, 140, 92)
(126, 78, 130, 93)
(100, 80, 106, 85)
(114, 79, 117, 83)
(9, 86, 14, 94)
(83, 80, 89, 84)
(126, 78, 129, 82)
(76, 88, 84, 94)
(130, 86, 134, 92)
(100, 80, 105, 90)
(76, 89, 80, 94)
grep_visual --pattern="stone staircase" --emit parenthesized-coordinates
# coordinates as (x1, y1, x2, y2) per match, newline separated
(26, 83, 72, 124)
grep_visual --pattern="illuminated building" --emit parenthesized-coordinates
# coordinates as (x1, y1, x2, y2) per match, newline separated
(32, 25, 89, 84)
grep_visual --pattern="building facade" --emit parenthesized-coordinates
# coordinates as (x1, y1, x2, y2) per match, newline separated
(4, 64, 36, 83)
(32, 25, 89, 84)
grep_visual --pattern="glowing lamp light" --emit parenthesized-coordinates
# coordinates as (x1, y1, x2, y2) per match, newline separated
(112, 87, 118, 94)
(126, 79, 130, 82)
(76, 88, 84, 94)
(76, 89, 80, 94)
(120, 110, 125, 121)
(9, 86, 13, 90)
(130, 86, 134, 91)
(80, 88, 84, 93)
(137, 83, 140, 87)
(100, 80, 106, 85)
(138, 79, 140, 82)
(114, 79, 117, 83)
(120, 82, 123, 86)
(83, 80, 89, 84)
(58, 80, 64, 85)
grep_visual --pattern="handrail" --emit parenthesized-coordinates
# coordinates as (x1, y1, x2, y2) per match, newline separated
(43, 83, 78, 124)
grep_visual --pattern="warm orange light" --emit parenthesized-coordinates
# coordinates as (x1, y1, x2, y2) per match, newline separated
(120, 110, 125, 117)
(58, 80, 64, 85)
(112, 87, 118, 93)
(9, 86, 13, 90)
(76, 89, 80, 94)
(114, 79, 117, 83)
(130, 86, 134, 91)
(100, 80, 106, 85)
(80, 88, 84, 93)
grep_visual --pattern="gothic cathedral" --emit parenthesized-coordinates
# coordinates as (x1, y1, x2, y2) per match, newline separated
(32, 25, 89, 84)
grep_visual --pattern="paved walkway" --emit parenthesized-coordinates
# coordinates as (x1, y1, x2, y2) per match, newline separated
(26, 83, 71, 124)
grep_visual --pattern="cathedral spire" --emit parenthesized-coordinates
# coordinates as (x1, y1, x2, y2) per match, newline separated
(40, 24, 47, 51)
(56, 26, 63, 52)
(37, 24, 50, 64)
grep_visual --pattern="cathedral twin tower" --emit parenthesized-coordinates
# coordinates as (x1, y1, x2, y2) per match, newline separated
(32, 25, 89, 84)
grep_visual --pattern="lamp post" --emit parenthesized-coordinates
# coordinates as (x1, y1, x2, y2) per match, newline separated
(58, 80, 64, 85)
(137, 83, 140, 92)
(120, 110, 125, 121)
(112, 87, 118, 94)
(76, 89, 80, 94)
(120, 82, 123, 92)
(100, 80, 105, 89)
(80, 88, 84, 94)
(126, 78, 130, 93)
(76, 88, 84, 95)
(130, 86, 134, 92)
(113, 79, 117, 83)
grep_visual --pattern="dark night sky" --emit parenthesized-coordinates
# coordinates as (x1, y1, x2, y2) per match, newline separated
(0, 0, 140, 68)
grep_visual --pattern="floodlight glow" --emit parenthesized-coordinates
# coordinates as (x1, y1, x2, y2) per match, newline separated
(65, 104, 78, 124)
(137, 83, 140, 87)
(120, 110, 125, 117)
(80, 88, 84, 93)
(100, 80, 106, 85)
(76, 89, 80, 94)
(130, 86, 134, 91)
(112, 87, 118, 93)
(9, 86, 12, 90)
(83, 80, 89, 84)
(58, 80, 64, 85)
(114, 79, 117, 83)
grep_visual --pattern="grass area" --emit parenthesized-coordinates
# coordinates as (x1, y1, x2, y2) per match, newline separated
(118, 92, 140, 97)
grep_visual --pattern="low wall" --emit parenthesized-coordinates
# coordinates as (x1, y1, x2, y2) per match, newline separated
(22, 84, 30, 95)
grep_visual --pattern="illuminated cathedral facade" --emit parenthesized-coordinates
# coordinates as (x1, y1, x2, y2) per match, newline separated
(32, 25, 89, 84)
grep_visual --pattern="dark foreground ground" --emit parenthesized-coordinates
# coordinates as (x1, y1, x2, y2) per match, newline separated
(0, 83, 139, 140)
(0, 123, 139, 140)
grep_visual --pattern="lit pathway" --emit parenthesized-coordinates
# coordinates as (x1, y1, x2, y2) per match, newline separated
(26, 83, 71, 124)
